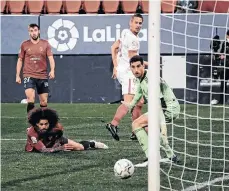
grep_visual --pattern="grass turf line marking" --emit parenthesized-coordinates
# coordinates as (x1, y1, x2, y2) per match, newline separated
(183, 175, 229, 191)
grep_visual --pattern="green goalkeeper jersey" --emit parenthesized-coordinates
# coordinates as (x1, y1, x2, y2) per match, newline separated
(130, 70, 178, 109)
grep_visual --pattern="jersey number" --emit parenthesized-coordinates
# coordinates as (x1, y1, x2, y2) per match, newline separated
(24, 77, 30, 84)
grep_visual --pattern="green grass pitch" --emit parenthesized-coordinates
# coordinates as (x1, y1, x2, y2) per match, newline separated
(1, 103, 229, 191)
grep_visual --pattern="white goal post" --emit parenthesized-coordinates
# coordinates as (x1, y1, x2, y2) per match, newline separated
(148, 0, 229, 191)
(148, 0, 161, 191)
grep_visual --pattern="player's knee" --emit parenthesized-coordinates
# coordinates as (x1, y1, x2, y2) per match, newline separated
(132, 119, 140, 130)
(27, 97, 35, 102)
(40, 100, 47, 107)
(68, 139, 85, 151)
(75, 144, 84, 151)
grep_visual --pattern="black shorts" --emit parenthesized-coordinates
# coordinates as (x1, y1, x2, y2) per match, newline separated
(23, 77, 49, 95)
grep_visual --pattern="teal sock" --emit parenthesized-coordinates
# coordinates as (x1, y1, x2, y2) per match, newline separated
(134, 128, 148, 158)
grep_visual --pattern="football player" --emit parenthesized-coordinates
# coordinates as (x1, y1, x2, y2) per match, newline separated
(25, 108, 108, 153)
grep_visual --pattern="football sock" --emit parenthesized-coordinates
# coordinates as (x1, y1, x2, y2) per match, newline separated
(40, 104, 47, 108)
(27, 102, 35, 113)
(131, 104, 143, 121)
(160, 125, 174, 158)
(111, 104, 129, 126)
(79, 141, 95, 150)
(134, 127, 148, 158)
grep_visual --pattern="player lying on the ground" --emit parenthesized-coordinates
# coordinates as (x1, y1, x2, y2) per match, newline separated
(25, 108, 108, 153)
(122, 55, 180, 165)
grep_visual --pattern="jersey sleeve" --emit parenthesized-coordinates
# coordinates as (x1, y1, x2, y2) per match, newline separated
(46, 42, 53, 57)
(28, 135, 64, 153)
(130, 83, 142, 108)
(31, 138, 46, 151)
(18, 43, 25, 59)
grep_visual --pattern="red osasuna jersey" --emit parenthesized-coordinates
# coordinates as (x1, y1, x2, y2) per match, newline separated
(19, 39, 53, 79)
(25, 123, 65, 152)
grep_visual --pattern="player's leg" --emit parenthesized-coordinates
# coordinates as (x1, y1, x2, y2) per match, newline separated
(160, 109, 179, 163)
(66, 139, 108, 151)
(106, 71, 134, 140)
(111, 94, 134, 127)
(106, 93, 134, 141)
(111, 72, 136, 127)
(129, 71, 144, 140)
(130, 98, 144, 140)
(132, 113, 148, 158)
(38, 93, 48, 108)
(37, 79, 49, 108)
(24, 77, 36, 114)
(106, 71, 143, 140)
(132, 98, 144, 122)
(65, 139, 85, 151)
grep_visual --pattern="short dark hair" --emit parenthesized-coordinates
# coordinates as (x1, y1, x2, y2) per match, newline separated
(130, 55, 144, 65)
(132, 13, 143, 22)
(28, 23, 40, 30)
(227, 30, 229, 36)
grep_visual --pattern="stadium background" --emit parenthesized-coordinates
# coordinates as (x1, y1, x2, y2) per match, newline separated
(1, 1, 229, 104)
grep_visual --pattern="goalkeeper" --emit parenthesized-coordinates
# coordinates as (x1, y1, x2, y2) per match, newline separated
(123, 55, 180, 164)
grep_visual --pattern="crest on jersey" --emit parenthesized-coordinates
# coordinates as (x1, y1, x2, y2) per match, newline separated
(39, 47, 43, 52)
(131, 41, 138, 49)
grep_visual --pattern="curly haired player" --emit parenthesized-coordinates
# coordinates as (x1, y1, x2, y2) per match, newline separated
(25, 108, 108, 153)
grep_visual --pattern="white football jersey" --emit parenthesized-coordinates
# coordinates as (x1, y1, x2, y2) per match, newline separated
(117, 29, 140, 72)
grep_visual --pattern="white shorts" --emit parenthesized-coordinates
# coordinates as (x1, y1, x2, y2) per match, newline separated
(117, 70, 137, 95)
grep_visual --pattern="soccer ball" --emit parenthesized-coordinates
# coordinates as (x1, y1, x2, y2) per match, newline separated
(114, 159, 134, 179)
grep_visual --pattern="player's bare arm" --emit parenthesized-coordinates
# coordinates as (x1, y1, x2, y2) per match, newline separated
(35, 140, 65, 153)
(111, 40, 120, 79)
(16, 58, 23, 84)
(48, 56, 55, 79)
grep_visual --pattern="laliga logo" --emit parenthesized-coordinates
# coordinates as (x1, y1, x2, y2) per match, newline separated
(47, 19, 79, 52)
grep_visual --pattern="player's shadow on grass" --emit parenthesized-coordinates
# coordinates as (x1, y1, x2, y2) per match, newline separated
(1, 164, 98, 188)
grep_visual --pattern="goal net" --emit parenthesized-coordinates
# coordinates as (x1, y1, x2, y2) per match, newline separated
(155, 1, 229, 190)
